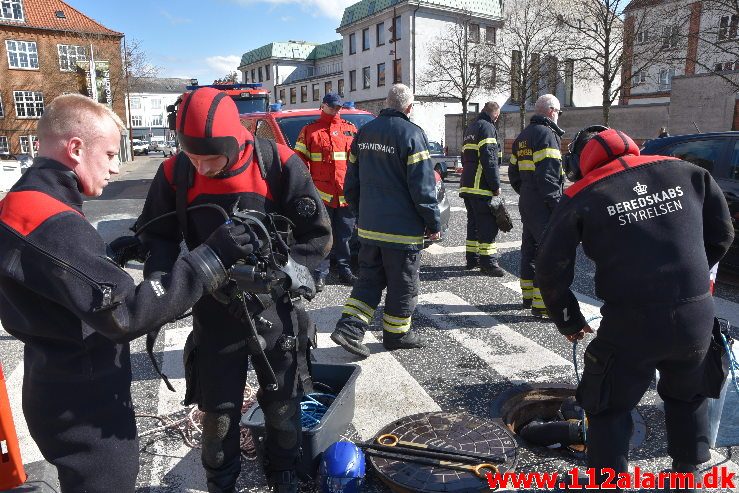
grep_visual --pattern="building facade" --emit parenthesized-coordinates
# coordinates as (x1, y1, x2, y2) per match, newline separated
(621, 0, 739, 105)
(127, 77, 189, 141)
(0, 0, 125, 155)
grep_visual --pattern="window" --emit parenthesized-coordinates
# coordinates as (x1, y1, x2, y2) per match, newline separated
(377, 22, 385, 46)
(362, 28, 370, 51)
(471, 63, 481, 87)
(546, 55, 558, 94)
(6, 40, 38, 69)
(131, 97, 141, 110)
(312, 83, 319, 101)
(265, 63, 271, 80)
(279, 88, 285, 102)
(349, 33, 356, 55)
(468, 23, 480, 43)
(661, 25, 679, 49)
(530, 53, 540, 101)
(132, 115, 142, 126)
(393, 58, 402, 83)
(251, 69, 256, 81)
(665, 139, 724, 174)
(338, 78, 345, 97)
(636, 31, 649, 44)
(391, 15, 401, 41)
(325, 81, 333, 94)
(14, 91, 43, 118)
(632, 70, 647, 86)
(484, 64, 496, 90)
(151, 98, 161, 110)
(0, 136, 8, 154)
(300, 85, 307, 103)
(377, 63, 385, 86)
(0, 97, 4, 118)
(57, 44, 86, 71)
(150, 115, 162, 126)
(486, 26, 496, 45)
(19, 135, 37, 154)
(0, 1, 23, 21)
(290, 87, 297, 104)
(658, 68, 675, 90)
(511, 50, 522, 103)
(258, 67, 263, 82)
(469, 103, 479, 113)
(716, 61, 739, 72)
(349, 70, 357, 91)
(362, 66, 371, 89)
(719, 15, 739, 41)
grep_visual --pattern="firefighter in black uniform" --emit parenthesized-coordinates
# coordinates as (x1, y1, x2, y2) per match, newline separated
(459, 101, 505, 276)
(136, 88, 331, 493)
(330, 84, 441, 359)
(509, 94, 565, 316)
(0, 94, 257, 493)
(536, 126, 734, 489)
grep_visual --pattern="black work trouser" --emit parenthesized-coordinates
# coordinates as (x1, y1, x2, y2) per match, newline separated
(335, 243, 421, 338)
(576, 295, 716, 488)
(23, 368, 139, 493)
(316, 205, 355, 279)
(463, 196, 499, 267)
(518, 191, 551, 309)
(190, 296, 302, 492)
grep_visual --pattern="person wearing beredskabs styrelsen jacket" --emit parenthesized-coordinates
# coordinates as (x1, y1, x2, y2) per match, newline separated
(535, 127, 733, 489)
(136, 87, 331, 493)
(0, 94, 256, 493)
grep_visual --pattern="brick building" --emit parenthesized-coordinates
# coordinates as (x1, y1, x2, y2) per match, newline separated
(0, 0, 124, 156)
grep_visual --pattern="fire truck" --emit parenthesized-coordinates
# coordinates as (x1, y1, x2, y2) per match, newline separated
(166, 81, 271, 130)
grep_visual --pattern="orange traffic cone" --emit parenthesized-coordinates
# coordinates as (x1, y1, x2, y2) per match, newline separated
(0, 362, 26, 489)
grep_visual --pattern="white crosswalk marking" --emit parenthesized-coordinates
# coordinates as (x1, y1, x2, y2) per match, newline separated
(417, 292, 573, 384)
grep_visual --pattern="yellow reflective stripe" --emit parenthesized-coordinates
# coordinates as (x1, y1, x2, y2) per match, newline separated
(509, 155, 518, 165)
(466, 240, 479, 253)
(532, 288, 545, 309)
(317, 190, 333, 203)
(459, 187, 494, 197)
(349, 152, 357, 163)
(462, 143, 479, 151)
(358, 228, 424, 245)
(309, 152, 323, 161)
(465, 240, 479, 246)
(342, 306, 371, 324)
(407, 150, 430, 165)
(520, 279, 534, 287)
(533, 148, 562, 163)
(473, 158, 484, 189)
(518, 160, 535, 171)
(382, 314, 412, 333)
(294, 142, 309, 157)
(498, 151, 503, 159)
(346, 297, 375, 317)
(478, 137, 497, 147)
(333, 152, 347, 160)
(338, 195, 347, 206)
(477, 242, 497, 255)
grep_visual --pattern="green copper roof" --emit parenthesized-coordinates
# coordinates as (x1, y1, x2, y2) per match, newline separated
(240, 40, 342, 67)
(340, 0, 503, 28)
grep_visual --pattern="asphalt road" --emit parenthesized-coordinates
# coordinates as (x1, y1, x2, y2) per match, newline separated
(2, 154, 739, 492)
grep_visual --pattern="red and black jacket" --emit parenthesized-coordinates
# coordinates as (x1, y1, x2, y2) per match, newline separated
(0, 159, 216, 384)
(535, 129, 734, 335)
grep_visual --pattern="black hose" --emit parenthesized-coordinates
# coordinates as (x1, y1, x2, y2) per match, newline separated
(133, 203, 230, 236)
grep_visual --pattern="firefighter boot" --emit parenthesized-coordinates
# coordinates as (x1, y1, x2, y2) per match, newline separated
(330, 327, 370, 358)
(480, 263, 506, 277)
(383, 330, 426, 351)
(268, 470, 298, 493)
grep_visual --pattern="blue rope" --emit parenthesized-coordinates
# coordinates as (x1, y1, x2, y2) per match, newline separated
(300, 393, 336, 430)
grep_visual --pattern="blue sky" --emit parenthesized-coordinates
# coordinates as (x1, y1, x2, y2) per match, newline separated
(67, 0, 357, 84)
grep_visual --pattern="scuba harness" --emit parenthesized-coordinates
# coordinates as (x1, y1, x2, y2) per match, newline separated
(133, 137, 317, 394)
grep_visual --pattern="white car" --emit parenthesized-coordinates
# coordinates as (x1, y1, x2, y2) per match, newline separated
(166, 141, 178, 156)
(132, 139, 149, 156)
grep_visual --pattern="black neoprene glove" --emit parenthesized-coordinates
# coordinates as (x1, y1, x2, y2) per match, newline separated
(204, 222, 257, 269)
(108, 235, 147, 267)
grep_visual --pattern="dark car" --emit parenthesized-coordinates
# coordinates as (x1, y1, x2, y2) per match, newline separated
(640, 131, 739, 271)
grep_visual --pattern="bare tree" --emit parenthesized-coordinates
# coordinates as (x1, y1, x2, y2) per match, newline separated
(491, 0, 568, 131)
(213, 71, 239, 84)
(417, 11, 496, 131)
(683, 0, 739, 87)
(557, 0, 689, 124)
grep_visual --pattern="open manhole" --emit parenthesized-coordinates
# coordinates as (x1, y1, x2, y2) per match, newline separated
(492, 383, 647, 454)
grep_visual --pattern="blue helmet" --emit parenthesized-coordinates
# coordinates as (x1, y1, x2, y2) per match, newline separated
(317, 441, 365, 493)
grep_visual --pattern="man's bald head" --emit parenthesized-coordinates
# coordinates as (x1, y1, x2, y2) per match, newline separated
(37, 94, 125, 155)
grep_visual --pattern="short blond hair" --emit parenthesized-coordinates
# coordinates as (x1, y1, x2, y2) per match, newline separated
(483, 101, 500, 116)
(38, 94, 125, 144)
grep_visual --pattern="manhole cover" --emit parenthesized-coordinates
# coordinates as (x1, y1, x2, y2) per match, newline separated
(369, 411, 518, 493)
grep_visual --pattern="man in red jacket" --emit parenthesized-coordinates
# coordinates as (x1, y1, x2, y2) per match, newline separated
(295, 93, 358, 291)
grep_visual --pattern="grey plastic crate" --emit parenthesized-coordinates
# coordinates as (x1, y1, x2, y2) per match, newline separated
(241, 363, 360, 479)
